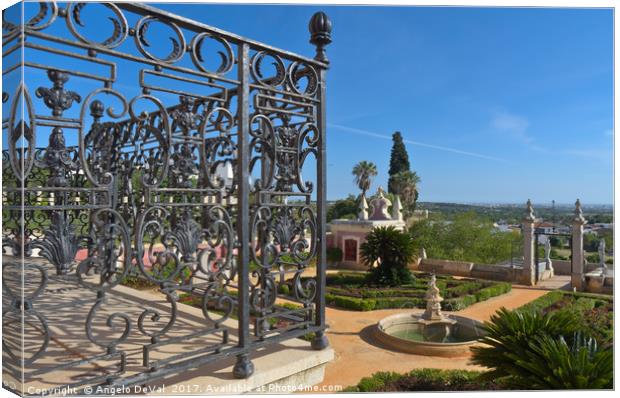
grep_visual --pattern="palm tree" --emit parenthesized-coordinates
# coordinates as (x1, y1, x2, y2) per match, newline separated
(352, 161, 378, 198)
(391, 170, 420, 207)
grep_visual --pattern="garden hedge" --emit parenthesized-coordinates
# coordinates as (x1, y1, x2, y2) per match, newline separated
(325, 280, 511, 312)
(344, 368, 508, 392)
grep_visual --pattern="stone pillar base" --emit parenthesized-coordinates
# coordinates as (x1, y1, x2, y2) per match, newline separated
(520, 272, 535, 286)
(571, 273, 584, 291)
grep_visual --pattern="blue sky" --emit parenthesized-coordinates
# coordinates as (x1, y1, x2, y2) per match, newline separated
(5, 3, 613, 204)
(157, 4, 613, 204)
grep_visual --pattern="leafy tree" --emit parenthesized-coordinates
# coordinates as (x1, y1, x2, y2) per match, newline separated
(387, 132, 410, 194)
(352, 160, 378, 198)
(587, 214, 613, 224)
(471, 308, 613, 389)
(408, 212, 520, 264)
(583, 233, 600, 252)
(549, 236, 566, 248)
(360, 226, 415, 286)
(597, 228, 613, 252)
(390, 170, 421, 215)
(327, 195, 358, 222)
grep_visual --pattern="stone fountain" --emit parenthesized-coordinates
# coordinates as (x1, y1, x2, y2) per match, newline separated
(374, 274, 485, 357)
(415, 274, 457, 342)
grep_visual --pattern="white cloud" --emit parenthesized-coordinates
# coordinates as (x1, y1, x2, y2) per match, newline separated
(490, 112, 535, 144)
(563, 148, 612, 160)
(328, 123, 508, 163)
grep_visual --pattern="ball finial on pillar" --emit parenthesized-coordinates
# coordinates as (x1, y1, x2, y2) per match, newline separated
(309, 11, 332, 63)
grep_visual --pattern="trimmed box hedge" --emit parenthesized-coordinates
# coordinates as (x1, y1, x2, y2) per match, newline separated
(344, 368, 508, 392)
(517, 290, 613, 345)
(324, 272, 511, 311)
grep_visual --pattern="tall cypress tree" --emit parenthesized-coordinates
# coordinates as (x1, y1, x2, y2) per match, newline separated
(387, 131, 410, 194)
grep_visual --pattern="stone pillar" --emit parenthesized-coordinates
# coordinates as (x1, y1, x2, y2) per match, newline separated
(358, 195, 368, 220)
(571, 199, 587, 291)
(521, 199, 536, 286)
(392, 195, 403, 222)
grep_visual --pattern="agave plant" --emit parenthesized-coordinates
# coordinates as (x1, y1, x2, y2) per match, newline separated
(471, 308, 613, 389)
(518, 333, 613, 389)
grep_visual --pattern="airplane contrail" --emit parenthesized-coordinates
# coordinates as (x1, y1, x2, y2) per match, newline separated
(328, 123, 509, 163)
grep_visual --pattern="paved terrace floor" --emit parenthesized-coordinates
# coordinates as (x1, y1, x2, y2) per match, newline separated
(2, 258, 328, 395)
(318, 275, 571, 389)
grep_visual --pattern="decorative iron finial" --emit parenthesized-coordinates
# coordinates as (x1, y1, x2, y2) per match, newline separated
(309, 11, 332, 63)
(89, 100, 104, 121)
(36, 69, 81, 117)
(573, 198, 586, 224)
(524, 199, 535, 222)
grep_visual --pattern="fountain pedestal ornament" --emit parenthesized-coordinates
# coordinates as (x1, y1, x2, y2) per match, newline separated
(415, 274, 456, 341)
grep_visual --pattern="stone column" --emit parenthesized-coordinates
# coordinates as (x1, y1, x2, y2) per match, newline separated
(392, 195, 404, 222)
(521, 199, 536, 286)
(358, 195, 368, 220)
(571, 199, 587, 291)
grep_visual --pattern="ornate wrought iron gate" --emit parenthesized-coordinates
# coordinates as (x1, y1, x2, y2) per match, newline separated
(2, 1, 331, 393)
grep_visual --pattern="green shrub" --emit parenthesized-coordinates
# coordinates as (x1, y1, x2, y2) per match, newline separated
(471, 307, 613, 389)
(121, 258, 192, 289)
(361, 226, 415, 286)
(519, 290, 567, 313)
(324, 272, 510, 311)
(325, 293, 376, 311)
(277, 284, 290, 295)
(372, 297, 425, 310)
(474, 283, 511, 301)
(346, 368, 504, 392)
(513, 333, 613, 389)
(444, 281, 483, 298)
(326, 286, 425, 299)
(278, 302, 303, 311)
(326, 247, 343, 263)
(355, 371, 402, 392)
(518, 291, 613, 347)
(443, 294, 477, 311)
(326, 272, 367, 286)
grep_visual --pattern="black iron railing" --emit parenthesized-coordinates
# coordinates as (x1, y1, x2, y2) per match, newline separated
(2, 1, 331, 393)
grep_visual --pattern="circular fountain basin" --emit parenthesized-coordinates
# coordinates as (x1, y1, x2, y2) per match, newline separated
(375, 313, 485, 357)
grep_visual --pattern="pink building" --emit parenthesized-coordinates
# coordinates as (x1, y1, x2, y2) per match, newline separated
(328, 187, 406, 269)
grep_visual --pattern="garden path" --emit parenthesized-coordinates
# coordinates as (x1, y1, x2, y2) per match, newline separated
(318, 276, 569, 389)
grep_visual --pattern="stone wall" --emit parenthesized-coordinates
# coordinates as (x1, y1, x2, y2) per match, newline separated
(416, 258, 473, 276)
(584, 272, 613, 295)
(416, 258, 521, 282)
(471, 263, 521, 282)
(553, 260, 614, 275)
(552, 260, 572, 275)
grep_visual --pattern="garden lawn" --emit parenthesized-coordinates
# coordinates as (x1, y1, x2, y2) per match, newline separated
(321, 271, 511, 311)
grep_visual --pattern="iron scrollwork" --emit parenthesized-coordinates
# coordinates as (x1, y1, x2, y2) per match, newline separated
(2, 0, 331, 391)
